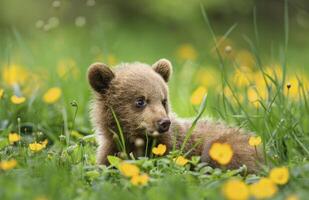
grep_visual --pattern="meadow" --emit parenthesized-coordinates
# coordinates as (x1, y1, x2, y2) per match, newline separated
(1, 2, 309, 200)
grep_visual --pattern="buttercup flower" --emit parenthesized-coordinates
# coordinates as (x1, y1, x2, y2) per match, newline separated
(43, 87, 62, 104)
(107, 54, 117, 66)
(152, 144, 167, 156)
(209, 142, 233, 165)
(233, 69, 251, 87)
(190, 86, 207, 106)
(2, 64, 28, 86)
(196, 68, 218, 88)
(222, 179, 249, 200)
(269, 166, 289, 185)
(119, 162, 140, 177)
(11, 95, 26, 104)
(285, 77, 299, 100)
(34, 196, 49, 200)
(247, 88, 260, 108)
(57, 59, 79, 79)
(249, 178, 277, 199)
(235, 50, 255, 69)
(0, 89, 4, 99)
(264, 65, 283, 80)
(249, 136, 262, 146)
(0, 159, 17, 171)
(29, 142, 45, 152)
(8, 133, 21, 144)
(41, 139, 48, 148)
(130, 174, 149, 186)
(176, 44, 197, 60)
(174, 156, 189, 166)
(285, 194, 299, 200)
(223, 86, 244, 103)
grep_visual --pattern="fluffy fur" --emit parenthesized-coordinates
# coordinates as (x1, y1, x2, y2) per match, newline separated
(88, 59, 263, 173)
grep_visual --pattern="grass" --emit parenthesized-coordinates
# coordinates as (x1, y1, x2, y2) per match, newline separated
(1, 8, 309, 200)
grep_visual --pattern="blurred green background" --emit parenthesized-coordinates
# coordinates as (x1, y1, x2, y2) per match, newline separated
(1, 0, 309, 64)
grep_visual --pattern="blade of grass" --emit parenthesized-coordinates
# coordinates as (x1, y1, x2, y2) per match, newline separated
(180, 94, 207, 153)
(62, 107, 70, 145)
(201, 4, 257, 130)
(110, 107, 127, 156)
(145, 130, 149, 157)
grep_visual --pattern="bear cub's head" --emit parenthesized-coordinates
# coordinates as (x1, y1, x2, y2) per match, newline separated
(88, 59, 173, 138)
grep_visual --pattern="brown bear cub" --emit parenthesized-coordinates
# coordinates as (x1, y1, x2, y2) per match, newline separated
(88, 59, 263, 173)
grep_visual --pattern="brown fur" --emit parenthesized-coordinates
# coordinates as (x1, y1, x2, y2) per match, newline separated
(88, 59, 263, 173)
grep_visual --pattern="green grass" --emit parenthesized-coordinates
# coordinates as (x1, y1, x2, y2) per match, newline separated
(1, 9, 309, 200)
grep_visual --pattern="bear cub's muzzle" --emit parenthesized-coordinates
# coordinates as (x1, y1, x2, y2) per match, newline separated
(156, 118, 171, 133)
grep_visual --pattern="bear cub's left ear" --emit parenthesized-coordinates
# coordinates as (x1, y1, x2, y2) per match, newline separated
(88, 62, 115, 94)
(152, 58, 173, 82)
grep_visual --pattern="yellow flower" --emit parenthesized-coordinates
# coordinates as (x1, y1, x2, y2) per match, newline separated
(233, 69, 252, 87)
(11, 95, 26, 104)
(2, 64, 28, 86)
(43, 87, 62, 104)
(269, 166, 289, 185)
(35, 196, 49, 200)
(213, 36, 235, 59)
(235, 50, 255, 69)
(130, 174, 149, 186)
(41, 139, 48, 147)
(174, 156, 189, 166)
(57, 59, 80, 79)
(249, 136, 262, 146)
(8, 133, 21, 144)
(285, 194, 299, 200)
(209, 142, 233, 165)
(152, 144, 167, 156)
(285, 77, 299, 100)
(29, 142, 45, 152)
(119, 162, 140, 177)
(195, 68, 219, 88)
(249, 178, 277, 199)
(303, 77, 309, 91)
(222, 179, 249, 200)
(0, 89, 4, 99)
(264, 65, 283, 80)
(107, 54, 117, 66)
(0, 159, 17, 171)
(190, 86, 207, 106)
(223, 87, 244, 103)
(247, 87, 263, 108)
(176, 44, 197, 60)
(253, 73, 268, 97)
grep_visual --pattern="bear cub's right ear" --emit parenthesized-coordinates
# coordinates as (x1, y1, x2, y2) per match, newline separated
(152, 58, 173, 82)
(87, 63, 115, 94)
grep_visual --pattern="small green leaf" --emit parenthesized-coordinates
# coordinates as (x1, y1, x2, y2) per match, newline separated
(0, 138, 9, 150)
(107, 155, 122, 168)
(190, 156, 201, 165)
(85, 170, 100, 180)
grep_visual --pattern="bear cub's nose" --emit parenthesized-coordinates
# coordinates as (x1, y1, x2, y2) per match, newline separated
(157, 118, 171, 133)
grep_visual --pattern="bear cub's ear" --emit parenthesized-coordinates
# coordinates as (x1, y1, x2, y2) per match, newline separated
(152, 58, 173, 82)
(88, 63, 115, 94)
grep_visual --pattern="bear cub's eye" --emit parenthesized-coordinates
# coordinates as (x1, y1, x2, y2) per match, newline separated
(135, 96, 147, 108)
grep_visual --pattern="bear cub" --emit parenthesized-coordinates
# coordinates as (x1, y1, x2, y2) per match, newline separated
(88, 59, 263, 173)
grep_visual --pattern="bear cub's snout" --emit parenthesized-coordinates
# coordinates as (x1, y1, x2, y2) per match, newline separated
(156, 118, 171, 133)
